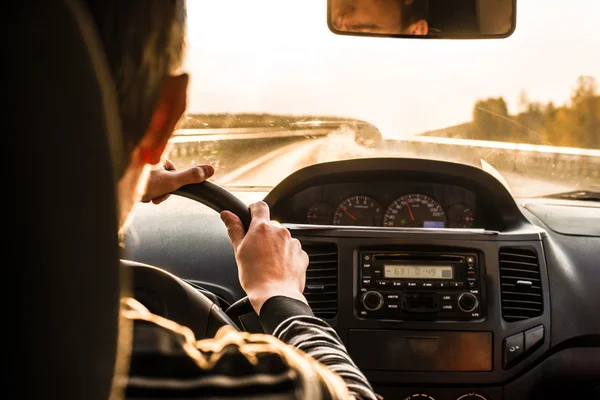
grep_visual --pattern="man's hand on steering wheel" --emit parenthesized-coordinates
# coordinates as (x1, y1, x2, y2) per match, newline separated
(142, 159, 215, 204)
(221, 202, 310, 315)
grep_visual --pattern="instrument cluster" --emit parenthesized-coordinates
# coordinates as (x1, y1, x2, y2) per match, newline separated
(285, 182, 477, 229)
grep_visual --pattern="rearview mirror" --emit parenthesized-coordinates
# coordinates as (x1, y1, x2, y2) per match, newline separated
(328, 0, 516, 39)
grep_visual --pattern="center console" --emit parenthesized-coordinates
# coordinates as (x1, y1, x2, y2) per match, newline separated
(294, 233, 551, 400)
(358, 251, 483, 321)
(352, 249, 494, 375)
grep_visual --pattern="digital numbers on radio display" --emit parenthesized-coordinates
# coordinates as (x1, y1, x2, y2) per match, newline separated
(384, 264, 454, 280)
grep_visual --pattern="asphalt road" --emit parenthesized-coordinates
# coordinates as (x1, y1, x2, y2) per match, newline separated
(213, 129, 585, 198)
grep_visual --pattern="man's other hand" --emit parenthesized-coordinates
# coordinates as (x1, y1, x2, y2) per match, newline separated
(220, 201, 309, 314)
(142, 159, 215, 204)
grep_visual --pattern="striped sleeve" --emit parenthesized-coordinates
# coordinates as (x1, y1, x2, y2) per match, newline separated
(260, 296, 378, 400)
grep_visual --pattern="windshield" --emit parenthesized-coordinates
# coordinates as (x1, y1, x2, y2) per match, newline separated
(170, 0, 600, 198)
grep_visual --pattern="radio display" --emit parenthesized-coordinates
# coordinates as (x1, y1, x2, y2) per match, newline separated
(384, 264, 454, 280)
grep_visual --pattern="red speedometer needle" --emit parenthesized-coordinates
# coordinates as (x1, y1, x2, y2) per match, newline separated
(405, 201, 415, 221)
(340, 206, 357, 221)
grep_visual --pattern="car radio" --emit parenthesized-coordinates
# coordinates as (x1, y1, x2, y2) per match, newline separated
(358, 251, 483, 320)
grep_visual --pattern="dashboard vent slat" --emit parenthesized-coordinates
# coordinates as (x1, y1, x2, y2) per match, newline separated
(500, 275, 540, 282)
(500, 252, 538, 259)
(499, 248, 543, 322)
(502, 299, 542, 306)
(303, 243, 338, 320)
(500, 267, 540, 274)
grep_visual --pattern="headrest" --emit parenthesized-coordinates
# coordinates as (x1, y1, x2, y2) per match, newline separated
(7, 0, 124, 398)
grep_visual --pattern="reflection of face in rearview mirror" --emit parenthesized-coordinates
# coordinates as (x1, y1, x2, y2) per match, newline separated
(328, 0, 516, 39)
(331, 0, 429, 35)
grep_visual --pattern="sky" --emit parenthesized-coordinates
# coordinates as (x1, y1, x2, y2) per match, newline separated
(183, 0, 600, 138)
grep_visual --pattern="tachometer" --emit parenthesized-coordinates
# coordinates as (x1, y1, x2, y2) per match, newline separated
(383, 194, 446, 228)
(332, 196, 383, 226)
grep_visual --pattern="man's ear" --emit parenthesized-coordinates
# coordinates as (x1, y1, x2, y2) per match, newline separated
(139, 73, 189, 165)
(406, 19, 428, 36)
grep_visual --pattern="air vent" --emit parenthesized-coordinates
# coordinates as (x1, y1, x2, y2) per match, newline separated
(499, 248, 543, 322)
(303, 243, 338, 319)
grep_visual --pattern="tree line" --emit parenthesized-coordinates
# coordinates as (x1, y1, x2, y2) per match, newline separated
(472, 76, 599, 149)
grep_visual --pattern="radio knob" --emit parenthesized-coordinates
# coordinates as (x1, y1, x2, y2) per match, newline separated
(458, 292, 479, 313)
(362, 291, 384, 311)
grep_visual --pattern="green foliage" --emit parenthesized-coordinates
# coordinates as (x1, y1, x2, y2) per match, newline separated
(471, 76, 599, 149)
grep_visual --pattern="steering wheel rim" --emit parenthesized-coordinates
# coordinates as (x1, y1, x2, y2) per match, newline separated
(173, 181, 252, 231)
(173, 181, 255, 319)
(124, 260, 241, 338)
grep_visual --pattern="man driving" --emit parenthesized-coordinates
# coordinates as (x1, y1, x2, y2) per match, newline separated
(83, 0, 378, 398)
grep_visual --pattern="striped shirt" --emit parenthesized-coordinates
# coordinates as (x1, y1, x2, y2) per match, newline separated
(119, 296, 378, 400)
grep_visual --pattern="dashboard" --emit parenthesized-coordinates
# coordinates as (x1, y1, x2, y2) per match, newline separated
(125, 158, 600, 400)
(280, 181, 476, 228)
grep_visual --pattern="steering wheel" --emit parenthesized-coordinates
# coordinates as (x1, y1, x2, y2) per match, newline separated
(126, 181, 255, 339)
(173, 181, 255, 317)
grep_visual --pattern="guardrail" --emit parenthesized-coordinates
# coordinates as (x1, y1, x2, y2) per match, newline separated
(171, 127, 333, 143)
(167, 128, 600, 186)
(167, 128, 327, 179)
(383, 136, 600, 181)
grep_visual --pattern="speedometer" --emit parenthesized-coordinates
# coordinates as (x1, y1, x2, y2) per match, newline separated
(332, 196, 383, 226)
(383, 194, 446, 228)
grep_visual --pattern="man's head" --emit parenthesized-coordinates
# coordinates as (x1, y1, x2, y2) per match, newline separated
(83, 0, 188, 234)
(332, 0, 429, 35)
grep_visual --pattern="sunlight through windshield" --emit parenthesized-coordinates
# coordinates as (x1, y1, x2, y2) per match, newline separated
(169, 0, 599, 197)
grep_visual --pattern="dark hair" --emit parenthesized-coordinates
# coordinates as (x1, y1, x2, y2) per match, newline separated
(400, 0, 429, 30)
(83, 0, 187, 154)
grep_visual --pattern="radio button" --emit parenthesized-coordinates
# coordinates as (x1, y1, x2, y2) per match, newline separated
(440, 293, 456, 302)
(406, 282, 418, 288)
(385, 293, 400, 302)
(421, 282, 434, 289)
(392, 281, 404, 287)
(362, 291, 384, 311)
(458, 292, 479, 313)
(451, 282, 464, 288)
(435, 281, 449, 289)
(376, 280, 388, 287)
